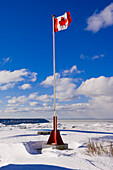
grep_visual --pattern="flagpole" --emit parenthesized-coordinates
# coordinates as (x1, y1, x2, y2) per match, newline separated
(52, 15, 56, 117)
(47, 13, 68, 147)
(52, 15, 57, 144)
(47, 12, 71, 148)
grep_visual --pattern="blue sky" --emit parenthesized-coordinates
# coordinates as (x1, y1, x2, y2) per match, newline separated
(0, 0, 113, 118)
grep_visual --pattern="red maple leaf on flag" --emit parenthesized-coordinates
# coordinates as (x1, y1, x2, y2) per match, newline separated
(59, 17, 67, 26)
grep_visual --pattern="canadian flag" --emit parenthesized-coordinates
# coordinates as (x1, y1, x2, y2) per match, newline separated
(54, 12, 72, 32)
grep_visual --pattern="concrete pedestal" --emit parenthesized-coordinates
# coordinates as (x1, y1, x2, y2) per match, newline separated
(42, 143, 68, 150)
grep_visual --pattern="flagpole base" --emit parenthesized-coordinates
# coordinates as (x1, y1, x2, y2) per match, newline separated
(47, 129, 64, 145)
(47, 116, 64, 145)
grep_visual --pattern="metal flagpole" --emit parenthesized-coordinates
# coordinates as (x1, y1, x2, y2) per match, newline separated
(52, 15, 57, 144)
(52, 15, 56, 117)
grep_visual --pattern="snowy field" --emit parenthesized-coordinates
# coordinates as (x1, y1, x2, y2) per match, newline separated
(0, 119, 113, 170)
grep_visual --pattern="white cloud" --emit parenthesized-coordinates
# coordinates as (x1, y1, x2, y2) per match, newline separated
(80, 54, 104, 60)
(42, 103, 49, 107)
(0, 69, 26, 84)
(56, 77, 76, 101)
(30, 72, 37, 82)
(7, 92, 51, 108)
(70, 65, 77, 73)
(92, 55, 99, 60)
(41, 73, 60, 87)
(0, 56, 11, 65)
(19, 83, 31, 90)
(8, 95, 28, 104)
(0, 69, 37, 90)
(7, 93, 51, 108)
(41, 73, 77, 101)
(2, 57, 11, 64)
(80, 54, 86, 59)
(56, 103, 70, 110)
(6, 96, 11, 99)
(92, 54, 104, 60)
(77, 76, 113, 97)
(36, 94, 52, 102)
(4, 104, 53, 116)
(63, 65, 83, 76)
(29, 101, 39, 107)
(28, 92, 38, 100)
(0, 83, 15, 90)
(29, 92, 52, 103)
(6, 103, 23, 107)
(75, 76, 113, 117)
(86, 3, 113, 33)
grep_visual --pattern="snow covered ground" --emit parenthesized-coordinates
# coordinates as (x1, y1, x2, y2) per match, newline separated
(0, 120, 113, 170)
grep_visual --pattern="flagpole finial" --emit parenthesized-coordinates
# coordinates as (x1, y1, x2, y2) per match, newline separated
(52, 15, 55, 17)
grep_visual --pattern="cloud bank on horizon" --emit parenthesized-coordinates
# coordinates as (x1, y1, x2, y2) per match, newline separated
(0, 64, 113, 119)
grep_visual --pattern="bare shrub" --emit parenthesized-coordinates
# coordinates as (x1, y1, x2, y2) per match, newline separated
(109, 141, 113, 156)
(85, 139, 112, 156)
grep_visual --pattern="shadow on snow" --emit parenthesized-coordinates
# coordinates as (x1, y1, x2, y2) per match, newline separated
(0, 164, 76, 170)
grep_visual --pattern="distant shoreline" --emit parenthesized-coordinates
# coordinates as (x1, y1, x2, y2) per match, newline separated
(0, 118, 49, 125)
